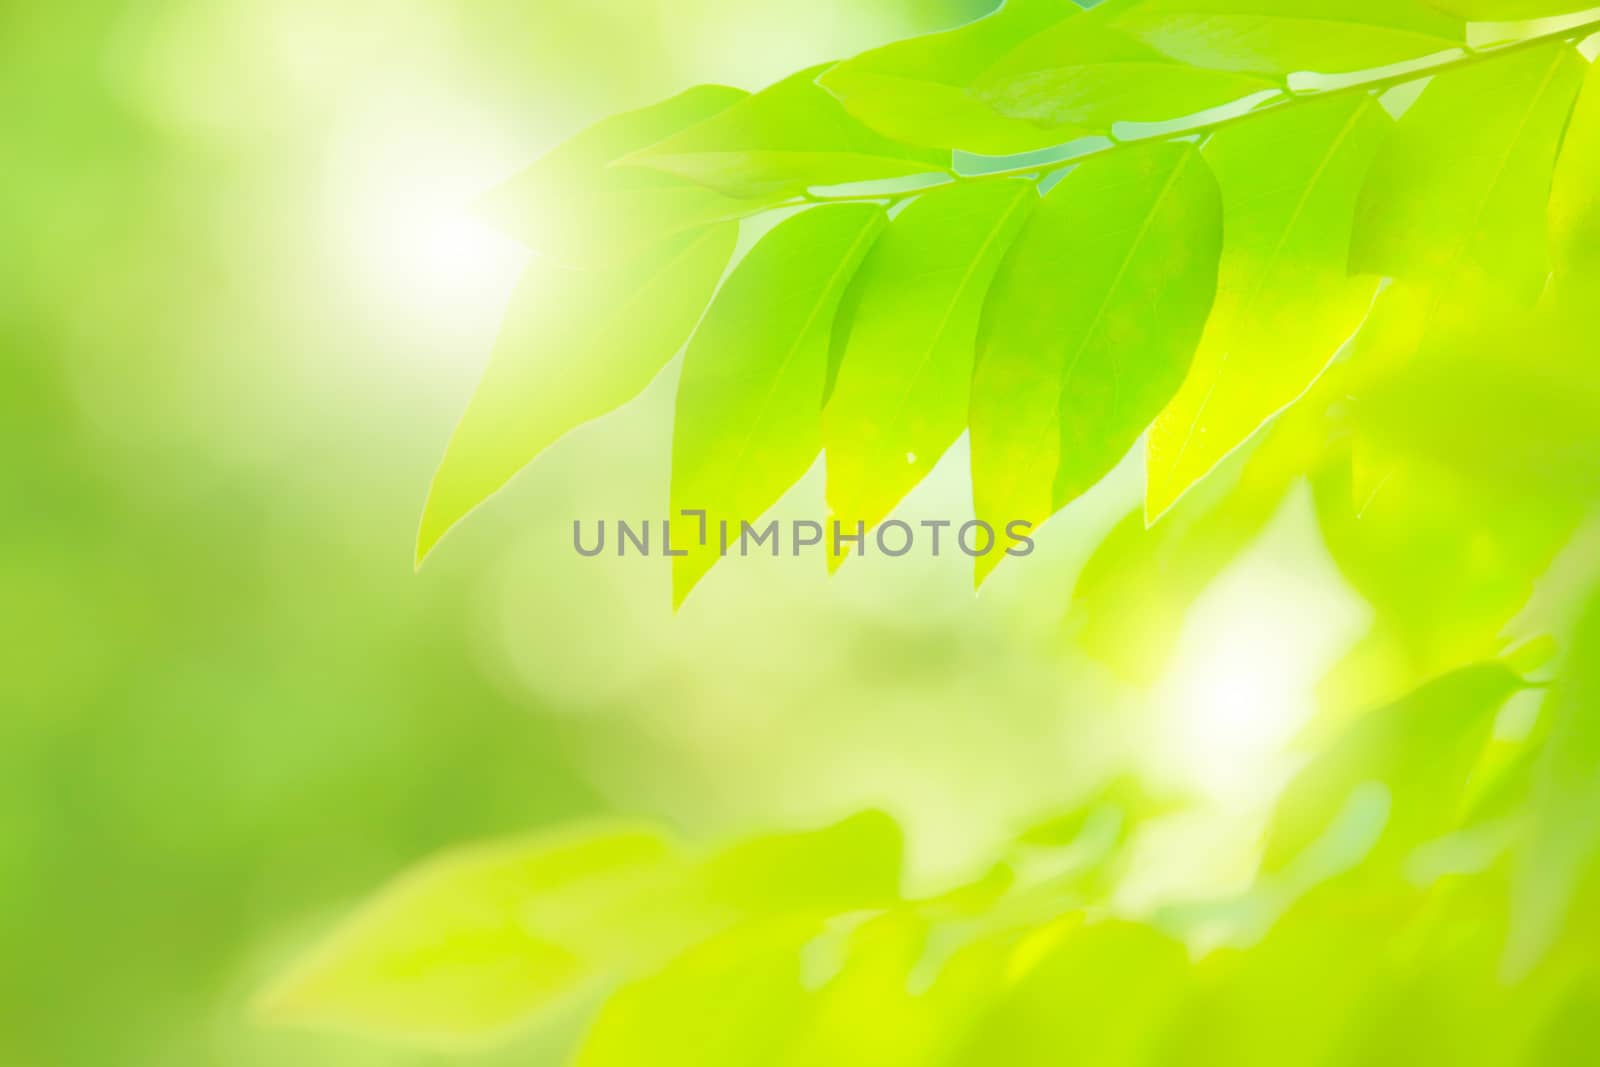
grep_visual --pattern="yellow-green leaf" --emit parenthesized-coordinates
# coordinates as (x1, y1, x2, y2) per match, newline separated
(627, 66, 949, 199)
(418, 223, 738, 564)
(476, 85, 761, 266)
(823, 180, 1037, 563)
(818, 0, 1086, 155)
(1264, 662, 1528, 874)
(1350, 42, 1587, 303)
(971, 19, 1278, 135)
(1146, 94, 1391, 521)
(671, 205, 886, 605)
(1550, 54, 1600, 295)
(1110, 0, 1464, 77)
(970, 141, 1222, 586)
(258, 826, 678, 1040)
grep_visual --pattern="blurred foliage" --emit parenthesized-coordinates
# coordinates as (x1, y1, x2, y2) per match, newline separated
(11, 1, 1600, 1066)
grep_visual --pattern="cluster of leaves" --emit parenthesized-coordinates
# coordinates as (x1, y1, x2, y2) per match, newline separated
(418, 0, 1600, 611)
(321, 1, 1600, 1061)
(262, 619, 1600, 1063)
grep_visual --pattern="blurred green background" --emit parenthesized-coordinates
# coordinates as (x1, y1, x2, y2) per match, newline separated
(1, 3, 1098, 1065)
(14, 1, 1568, 1064)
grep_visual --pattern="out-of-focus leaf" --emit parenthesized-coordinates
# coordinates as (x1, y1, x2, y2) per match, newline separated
(258, 826, 678, 1039)
(626, 66, 949, 199)
(1264, 661, 1529, 874)
(1426, 1, 1597, 17)
(823, 180, 1036, 563)
(1072, 414, 1315, 684)
(970, 141, 1221, 585)
(573, 918, 819, 1067)
(970, 18, 1278, 136)
(1350, 42, 1586, 303)
(1511, 595, 1600, 975)
(1313, 448, 1579, 697)
(1354, 301, 1600, 503)
(701, 810, 904, 914)
(779, 913, 985, 1067)
(1146, 94, 1390, 520)
(1110, 0, 1464, 76)
(950, 917, 1192, 1066)
(1550, 55, 1600, 295)
(819, 0, 1084, 155)
(418, 223, 737, 564)
(671, 205, 886, 605)
(476, 85, 764, 266)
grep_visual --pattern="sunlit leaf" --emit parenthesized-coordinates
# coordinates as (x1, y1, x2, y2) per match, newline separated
(970, 141, 1221, 585)
(1072, 422, 1309, 684)
(1109, 0, 1464, 77)
(627, 66, 950, 199)
(1146, 94, 1390, 520)
(573, 918, 819, 1067)
(1510, 594, 1600, 975)
(477, 85, 764, 266)
(950, 917, 1192, 1066)
(820, 0, 1085, 155)
(418, 223, 737, 564)
(1549, 54, 1600, 295)
(823, 180, 1037, 563)
(670, 205, 886, 604)
(1264, 661, 1529, 874)
(701, 810, 904, 914)
(970, 18, 1278, 136)
(1426, 1, 1597, 17)
(258, 826, 678, 1039)
(1350, 42, 1587, 302)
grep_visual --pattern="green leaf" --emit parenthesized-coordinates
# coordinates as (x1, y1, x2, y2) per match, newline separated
(1550, 54, 1600, 295)
(822, 180, 1037, 562)
(1426, 1, 1597, 18)
(476, 85, 763, 266)
(573, 918, 819, 1067)
(1313, 447, 1580, 691)
(818, 0, 1086, 156)
(1349, 42, 1588, 303)
(1071, 415, 1316, 684)
(950, 917, 1192, 1067)
(1511, 594, 1600, 974)
(1264, 661, 1528, 874)
(970, 18, 1279, 136)
(257, 826, 679, 1039)
(417, 224, 737, 564)
(970, 141, 1222, 586)
(1109, 0, 1465, 77)
(701, 810, 904, 914)
(1145, 94, 1391, 520)
(626, 66, 950, 199)
(671, 204, 886, 605)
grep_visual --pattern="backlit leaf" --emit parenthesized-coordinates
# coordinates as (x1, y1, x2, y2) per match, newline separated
(1110, 0, 1464, 77)
(971, 18, 1278, 136)
(819, 0, 1084, 155)
(1146, 94, 1391, 520)
(258, 826, 678, 1039)
(1549, 54, 1600, 294)
(1264, 661, 1528, 874)
(418, 223, 738, 564)
(823, 180, 1037, 562)
(1426, 1, 1597, 18)
(1511, 593, 1600, 974)
(671, 205, 886, 605)
(476, 85, 761, 266)
(627, 66, 949, 199)
(1350, 42, 1587, 302)
(970, 141, 1221, 586)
